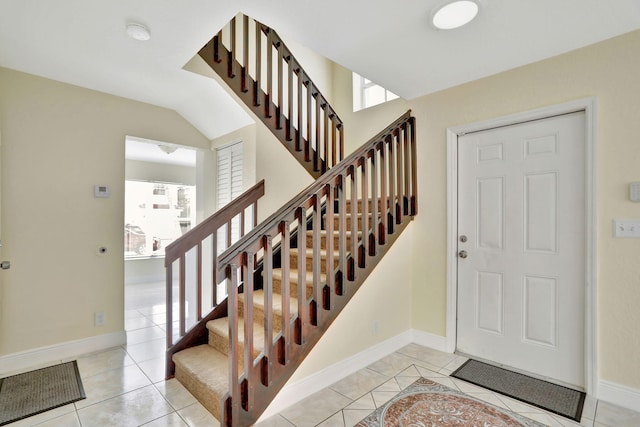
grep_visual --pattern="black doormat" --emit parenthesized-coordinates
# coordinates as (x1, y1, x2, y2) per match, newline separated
(0, 361, 86, 426)
(451, 359, 586, 422)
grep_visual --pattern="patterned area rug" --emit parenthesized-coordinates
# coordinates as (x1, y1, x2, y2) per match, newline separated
(356, 377, 545, 427)
(0, 361, 85, 426)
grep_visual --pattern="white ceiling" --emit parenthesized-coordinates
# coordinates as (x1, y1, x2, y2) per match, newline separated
(1, 0, 639, 141)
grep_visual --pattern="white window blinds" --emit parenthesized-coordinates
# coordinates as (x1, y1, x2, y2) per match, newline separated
(216, 141, 243, 253)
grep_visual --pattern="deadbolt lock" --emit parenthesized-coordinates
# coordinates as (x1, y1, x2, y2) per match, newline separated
(459, 235, 468, 243)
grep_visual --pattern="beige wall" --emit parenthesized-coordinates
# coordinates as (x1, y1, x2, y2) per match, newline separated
(0, 67, 209, 356)
(406, 30, 640, 389)
(301, 29, 640, 393)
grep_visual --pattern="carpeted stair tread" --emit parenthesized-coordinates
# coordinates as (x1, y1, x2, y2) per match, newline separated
(289, 247, 340, 258)
(207, 317, 266, 361)
(239, 289, 300, 317)
(173, 345, 228, 420)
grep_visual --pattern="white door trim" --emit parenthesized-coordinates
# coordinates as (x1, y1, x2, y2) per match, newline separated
(445, 98, 598, 396)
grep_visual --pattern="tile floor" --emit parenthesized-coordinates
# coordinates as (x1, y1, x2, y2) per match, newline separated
(4, 280, 640, 427)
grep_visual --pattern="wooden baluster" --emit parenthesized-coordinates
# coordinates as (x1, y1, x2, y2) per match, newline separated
(331, 116, 337, 167)
(197, 242, 203, 320)
(179, 255, 186, 336)
(349, 165, 358, 280)
(254, 22, 261, 107)
(323, 104, 329, 173)
(410, 117, 418, 215)
(166, 263, 173, 347)
(227, 265, 240, 424)
(296, 68, 303, 151)
(287, 57, 293, 141)
(360, 157, 369, 267)
(396, 127, 404, 224)
(241, 15, 249, 92)
(263, 235, 274, 386)
(253, 202, 258, 228)
(226, 221, 232, 249)
(388, 131, 396, 231)
(296, 207, 307, 344)
(339, 123, 344, 162)
(280, 221, 291, 363)
(326, 183, 335, 303)
(314, 92, 320, 172)
(212, 238, 218, 306)
(240, 211, 246, 238)
(311, 195, 321, 324)
(214, 30, 222, 63)
(403, 122, 410, 215)
(276, 42, 283, 129)
(305, 80, 311, 162)
(266, 31, 272, 118)
(370, 149, 378, 256)
(228, 17, 236, 78)
(243, 251, 254, 409)
(380, 139, 388, 245)
(337, 175, 347, 288)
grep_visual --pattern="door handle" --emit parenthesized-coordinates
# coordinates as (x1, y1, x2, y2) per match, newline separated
(458, 250, 468, 259)
(0, 261, 10, 270)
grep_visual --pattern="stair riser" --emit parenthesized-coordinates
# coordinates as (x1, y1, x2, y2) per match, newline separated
(272, 275, 313, 300)
(289, 251, 339, 275)
(305, 232, 353, 250)
(344, 198, 386, 212)
(208, 329, 259, 369)
(327, 213, 365, 230)
(174, 366, 221, 419)
(238, 298, 288, 332)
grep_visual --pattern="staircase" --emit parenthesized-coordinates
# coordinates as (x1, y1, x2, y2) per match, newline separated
(164, 14, 417, 426)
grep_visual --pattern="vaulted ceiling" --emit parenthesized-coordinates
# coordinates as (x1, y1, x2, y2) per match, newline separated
(1, 0, 639, 140)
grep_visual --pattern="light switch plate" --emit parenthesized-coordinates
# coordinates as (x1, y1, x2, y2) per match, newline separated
(630, 182, 640, 202)
(613, 220, 640, 238)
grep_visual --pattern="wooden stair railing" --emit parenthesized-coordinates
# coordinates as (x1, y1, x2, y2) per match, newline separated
(164, 180, 265, 377)
(198, 13, 344, 179)
(183, 111, 415, 425)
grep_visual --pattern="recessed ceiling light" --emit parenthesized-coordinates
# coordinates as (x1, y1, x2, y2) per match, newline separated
(126, 23, 151, 41)
(432, 0, 479, 30)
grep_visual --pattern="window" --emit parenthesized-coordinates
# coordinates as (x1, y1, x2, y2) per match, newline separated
(124, 180, 196, 258)
(353, 72, 399, 111)
(216, 141, 244, 253)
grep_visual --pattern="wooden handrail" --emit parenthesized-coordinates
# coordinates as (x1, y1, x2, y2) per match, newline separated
(164, 180, 265, 352)
(199, 13, 344, 178)
(216, 111, 417, 425)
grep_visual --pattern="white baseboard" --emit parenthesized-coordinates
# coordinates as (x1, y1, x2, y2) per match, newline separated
(598, 379, 640, 413)
(259, 329, 450, 421)
(0, 331, 126, 376)
(411, 329, 448, 352)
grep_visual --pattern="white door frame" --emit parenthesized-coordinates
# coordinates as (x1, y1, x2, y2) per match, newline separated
(445, 98, 598, 396)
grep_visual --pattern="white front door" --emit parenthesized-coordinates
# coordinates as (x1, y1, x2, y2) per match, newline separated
(456, 112, 586, 388)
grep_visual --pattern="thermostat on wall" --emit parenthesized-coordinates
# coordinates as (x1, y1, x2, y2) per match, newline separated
(630, 182, 640, 202)
(94, 185, 110, 198)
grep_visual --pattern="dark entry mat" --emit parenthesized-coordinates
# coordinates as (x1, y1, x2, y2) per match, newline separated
(0, 361, 85, 426)
(451, 359, 585, 422)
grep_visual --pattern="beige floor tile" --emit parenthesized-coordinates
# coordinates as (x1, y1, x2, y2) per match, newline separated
(497, 396, 544, 414)
(594, 400, 640, 427)
(75, 364, 152, 409)
(525, 412, 567, 426)
(316, 411, 345, 427)
(177, 402, 221, 427)
(141, 412, 188, 427)
(373, 378, 401, 393)
(154, 378, 198, 411)
(396, 343, 457, 368)
(395, 375, 420, 390)
(465, 392, 511, 410)
(77, 385, 173, 427)
(428, 376, 460, 390)
(415, 365, 447, 378)
(451, 378, 490, 394)
(76, 347, 135, 378)
(343, 409, 374, 426)
(139, 356, 166, 383)
(280, 388, 352, 427)
(33, 411, 81, 427)
(345, 393, 376, 411)
(366, 352, 422, 377)
(553, 414, 586, 426)
(126, 326, 166, 345)
(255, 415, 296, 426)
(329, 368, 388, 400)
(124, 338, 166, 363)
(125, 309, 146, 320)
(126, 316, 156, 331)
(581, 396, 597, 421)
(5, 403, 76, 426)
(371, 390, 400, 408)
(395, 365, 421, 377)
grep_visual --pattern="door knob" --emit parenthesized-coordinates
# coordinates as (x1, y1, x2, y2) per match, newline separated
(0, 261, 10, 270)
(458, 250, 468, 259)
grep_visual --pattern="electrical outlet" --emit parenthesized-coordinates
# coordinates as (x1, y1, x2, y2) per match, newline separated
(94, 312, 105, 326)
(613, 220, 640, 238)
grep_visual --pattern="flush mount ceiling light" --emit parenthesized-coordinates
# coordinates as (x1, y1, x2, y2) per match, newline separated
(432, 0, 479, 30)
(126, 22, 151, 41)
